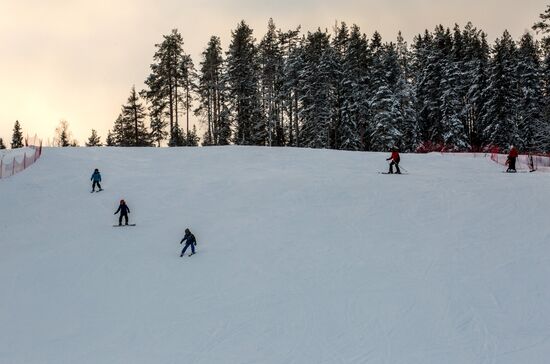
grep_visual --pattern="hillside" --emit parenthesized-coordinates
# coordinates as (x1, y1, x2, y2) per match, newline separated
(1, 147, 550, 364)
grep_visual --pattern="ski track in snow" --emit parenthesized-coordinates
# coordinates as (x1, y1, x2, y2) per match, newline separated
(1, 146, 550, 364)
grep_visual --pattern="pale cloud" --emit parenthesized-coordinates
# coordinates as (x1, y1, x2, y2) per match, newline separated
(0, 0, 546, 144)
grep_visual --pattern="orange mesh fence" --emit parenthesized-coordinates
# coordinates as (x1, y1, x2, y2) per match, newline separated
(0, 139, 43, 179)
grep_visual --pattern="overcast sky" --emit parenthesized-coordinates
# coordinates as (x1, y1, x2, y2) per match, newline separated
(0, 0, 547, 145)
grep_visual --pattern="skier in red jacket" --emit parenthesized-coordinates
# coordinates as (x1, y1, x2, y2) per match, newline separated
(506, 145, 519, 172)
(386, 148, 401, 174)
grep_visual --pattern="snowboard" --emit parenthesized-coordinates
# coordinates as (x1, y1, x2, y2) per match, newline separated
(91, 189, 104, 193)
(378, 172, 408, 175)
(113, 224, 136, 227)
(188, 252, 196, 257)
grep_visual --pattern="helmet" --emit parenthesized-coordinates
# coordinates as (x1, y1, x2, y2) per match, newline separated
(120, 199, 125, 204)
(94, 168, 99, 172)
(185, 228, 190, 234)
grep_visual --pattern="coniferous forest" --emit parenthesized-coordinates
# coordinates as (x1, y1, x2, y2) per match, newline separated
(106, 6, 550, 153)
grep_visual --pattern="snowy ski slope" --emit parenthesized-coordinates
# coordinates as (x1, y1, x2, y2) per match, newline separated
(1, 146, 550, 364)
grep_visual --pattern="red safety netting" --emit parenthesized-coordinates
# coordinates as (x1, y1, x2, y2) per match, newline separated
(0, 138, 43, 179)
(439, 148, 550, 172)
(489, 152, 550, 172)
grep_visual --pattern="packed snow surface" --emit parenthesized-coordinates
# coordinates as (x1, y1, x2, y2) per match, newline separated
(1, 147, 550, 364)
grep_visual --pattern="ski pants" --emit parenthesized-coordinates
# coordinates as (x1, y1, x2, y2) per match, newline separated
(389, 161, 401, 174)
(119, 213, 128, 225)
(181, 242, 195, 256)
(92, 181, 102, 191)
(507, 157, 517, 172)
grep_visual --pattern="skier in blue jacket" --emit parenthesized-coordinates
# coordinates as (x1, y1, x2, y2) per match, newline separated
(179, 228, 197, 257)
(114, 200, 131, 226)
(90, 168, 102, 192)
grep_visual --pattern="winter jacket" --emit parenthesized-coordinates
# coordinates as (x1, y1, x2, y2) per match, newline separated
(180, 232, 197, 246)
(114, 204, 130, 215)
(508, 148, 519, 158)
(91, 171, 102, 182)
(387, 151, 400, 162)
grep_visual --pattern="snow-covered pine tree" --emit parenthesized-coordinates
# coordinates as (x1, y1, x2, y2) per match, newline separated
(259, 19, 285, 146)
(105, 130, 115, 146)
(196, 36, 228, 145)
(281, 31, 304, 147)
(0, 138, 5, 149)
(86, 129, 102, 147)
(179, 53, 196, 136)
(186, 125, 200, 146)
(226, 21, 265, 145)
(298, 30, 335, 148)
(369, 43, 404, 151)
(462, 25, 490, 149)
(539, 48, 550, 152)
(122, 86, 151, 146)
(11, 120, 24, 149)
(330, 22, 349, 149)
(149, 106, 168, 147)
(112, 113, 131, 146)
(533, 6, 550, 152)
(440, 61, 469, 150)
(413, 26, 452, 146)
(481, 30, 520, 149)
(143, 29, 186, 146)
(395, 32, 418, 151)
(338, 25, 369, 151)
(516, 32, 545, 152)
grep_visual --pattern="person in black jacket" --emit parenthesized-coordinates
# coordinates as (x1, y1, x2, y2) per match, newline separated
(114, 199, 130, 226)
(179, 228, 197, 257)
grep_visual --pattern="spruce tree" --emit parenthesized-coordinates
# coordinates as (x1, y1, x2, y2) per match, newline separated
(281, 31, 303, 147)
(186, 125, 200, 146)
(195, 37, 228, 145)
(534, 6, 550, 151)
(150, 111, 168, 147)
(395, 32, 418, 151)
(143, 29, 186, 145)
(299, 30, 336, 148)
(516, 32, 545, 151)
(11, 120, 24, 149)
(339, 25, 368, 151)
(112, 113, 131, 146)
(122, 86, 151, 146)
(196, 36, 230, 145)
(463, 28, 490, 148)
(259, 18, 284, 146)
(0, 138, 6, 149)
(86, 129, 102, 146)
(481, 30, 520, 149)
(369, 43, 404, 151)
(226, 21, 264, 145)
(440, 61, 469, 150)
(105, 130, 115, 146)
(179, 53, 196, 135)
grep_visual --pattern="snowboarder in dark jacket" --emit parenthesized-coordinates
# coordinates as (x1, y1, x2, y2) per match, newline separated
(114, 199, 130, 226)
(91, 168, 102, 192)
(386, 148, 401, 174)
(180, 228, 197, 257)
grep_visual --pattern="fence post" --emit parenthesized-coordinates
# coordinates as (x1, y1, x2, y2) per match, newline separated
(23, 152, 26, 169)
(12, 157, 15, 175)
